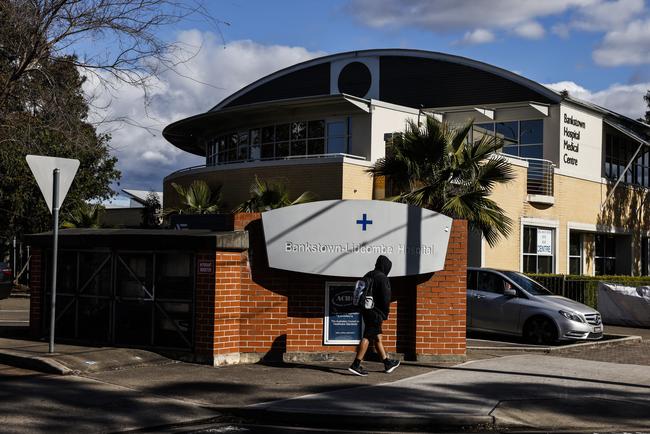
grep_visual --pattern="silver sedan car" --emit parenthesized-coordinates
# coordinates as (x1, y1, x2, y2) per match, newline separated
(467, 267, 603, 344)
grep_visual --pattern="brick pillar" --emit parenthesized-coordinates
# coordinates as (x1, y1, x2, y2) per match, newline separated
(212, 251, 244, 365)
(29, 248, 43, 338)
(414, 219, 467, 362)
(234, 212, 262, 231)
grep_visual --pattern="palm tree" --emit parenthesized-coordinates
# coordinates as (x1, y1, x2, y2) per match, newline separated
(167, 180, 222, 215)
(370, 116, 515, 247)
(234, 176, 317, 212)
(61, 202, 104, 228)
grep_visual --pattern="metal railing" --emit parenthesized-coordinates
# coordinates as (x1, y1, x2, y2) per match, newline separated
(526, 158, 554, 196)
(166, 152, 367, 179)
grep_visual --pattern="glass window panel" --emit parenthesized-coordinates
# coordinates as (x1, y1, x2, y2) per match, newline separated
(327, 121, 346, 138)
(595, 234, 605, 257)
(218, 137, 227, 152)
(250, 129, 260, 160)
(308, 120, 325, 138)
(261, 143, 274, 159)
(327, 136, 346, 154)
(502, 145, 519, 157)
(229, 133, 238, 150)
(523, 226, 536, 254)
(519, 145, 543, 159)
(291, 121, 306, 141)
(308, 138, 325, 155)
(519, 119, 543, 144)
(496, 121, 518, 143)
(291, 140, 306, 156)
(569, 232, 581, 256)
(605, 236, 616, 257)
(467, 270, 477, 290)
(227, 147, 237, 161)
(262, 126, 275, 143)
(276, 141, 289, 157)
(477, 271, 504, 294)
(595, 258, 604, 276)
(472, 124, 494, 145)
(538, 256, 553, 274)
(523, 255, 537, 273)
(569, 258, 581, 275)
(276, 124, 290, 141)
(644, 168, 649, 187)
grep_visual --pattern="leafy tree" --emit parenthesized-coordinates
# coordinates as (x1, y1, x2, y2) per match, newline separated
(642, 90, 650, 124)
(0, 53, 119, 252)
(140, 191, 162, 228)
(61, 202, 105, 228)
(234, 176, 318, 212)
(370, 117, 515, 247)
(168, 180, 222, 215)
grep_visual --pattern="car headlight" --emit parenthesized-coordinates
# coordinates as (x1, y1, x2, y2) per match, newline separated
(559, 310, 585, 323)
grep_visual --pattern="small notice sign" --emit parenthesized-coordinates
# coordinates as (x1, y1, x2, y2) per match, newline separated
(537, 229, 553, 256)
(198, 260, 213, 274)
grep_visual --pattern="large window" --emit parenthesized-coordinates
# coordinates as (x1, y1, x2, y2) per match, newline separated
(473, 119, 543, 159)
(569, 232, 583, 275)
(595, 234, 616, 275)
(522, 226, 555, 273)
(206, 118, 346, 166)
(604, 128, 649, 187)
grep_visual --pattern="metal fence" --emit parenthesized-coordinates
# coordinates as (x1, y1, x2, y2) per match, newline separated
(526, 274, 650, 309)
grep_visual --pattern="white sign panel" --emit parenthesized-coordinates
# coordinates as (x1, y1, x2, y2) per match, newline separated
(26, 155, 80, 213)
(558, 103, 603, 182)
(537, 229, 553, 256)
(262, 200, 453, 277)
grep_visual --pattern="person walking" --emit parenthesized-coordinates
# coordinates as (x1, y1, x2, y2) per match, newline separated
(348, 255, 400, 376)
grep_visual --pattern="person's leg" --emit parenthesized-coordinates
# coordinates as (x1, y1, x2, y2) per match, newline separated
(373, 334, 388, 360)
(349, 337, 371, 376)
(355, 337, 370, 361)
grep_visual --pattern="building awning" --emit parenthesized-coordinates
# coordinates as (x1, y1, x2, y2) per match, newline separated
(163, 94, 371, 156)
(604, 118, 650, 147)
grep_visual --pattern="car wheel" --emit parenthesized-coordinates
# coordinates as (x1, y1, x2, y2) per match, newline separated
(523, 316, 558, 345)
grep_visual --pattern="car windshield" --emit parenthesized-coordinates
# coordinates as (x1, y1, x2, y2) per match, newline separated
(502, 271, 553, 296)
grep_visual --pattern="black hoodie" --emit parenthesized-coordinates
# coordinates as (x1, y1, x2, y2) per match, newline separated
(364, 255, 392, 320)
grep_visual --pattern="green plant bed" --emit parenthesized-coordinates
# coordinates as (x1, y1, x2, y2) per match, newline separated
(525, 273, 650, 309)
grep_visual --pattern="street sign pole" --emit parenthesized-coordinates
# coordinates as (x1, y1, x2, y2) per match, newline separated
(49, 169, 60, 354)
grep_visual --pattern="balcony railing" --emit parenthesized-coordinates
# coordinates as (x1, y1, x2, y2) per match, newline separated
(526, 158, 555, 197)
(166, 152, 367, 179)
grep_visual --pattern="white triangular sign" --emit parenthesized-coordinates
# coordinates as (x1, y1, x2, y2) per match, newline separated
(26, 155, 80, 214)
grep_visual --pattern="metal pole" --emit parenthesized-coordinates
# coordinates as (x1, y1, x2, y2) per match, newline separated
(49, 169, 60, 354)
(12, 237, 16, 280)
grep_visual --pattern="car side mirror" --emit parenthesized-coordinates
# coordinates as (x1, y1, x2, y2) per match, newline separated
(504, 288, 517, 297)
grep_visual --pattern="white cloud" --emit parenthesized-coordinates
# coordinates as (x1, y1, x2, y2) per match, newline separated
(347, 0, 594, 31)
(593, 19, 650, 66)
(570, 0, 645, 32)
(545, 80, 650, 119)
(457, 29, 495, 45)
(513, 21, 546, 39)
(84, 34, 325, 190)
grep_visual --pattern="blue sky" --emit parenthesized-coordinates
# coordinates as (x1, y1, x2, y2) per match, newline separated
(87, 0, 650, 196)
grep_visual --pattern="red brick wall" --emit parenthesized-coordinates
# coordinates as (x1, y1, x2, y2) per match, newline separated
(195, 213, 467, 364)
(414, 219, 467, 361)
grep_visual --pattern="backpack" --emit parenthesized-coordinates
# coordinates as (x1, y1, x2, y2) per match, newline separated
(352, 275, 374, 310)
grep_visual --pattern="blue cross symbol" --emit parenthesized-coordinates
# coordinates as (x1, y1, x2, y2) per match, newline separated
(356, 213, 373, 231)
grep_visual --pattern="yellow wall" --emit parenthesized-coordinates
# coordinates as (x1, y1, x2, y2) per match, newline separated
(484, 161, 650, 275)
(164, 160, 373, 211)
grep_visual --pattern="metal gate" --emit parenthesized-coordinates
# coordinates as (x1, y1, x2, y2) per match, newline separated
(45, 249, 195, 351)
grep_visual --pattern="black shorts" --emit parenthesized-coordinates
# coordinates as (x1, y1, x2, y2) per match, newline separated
(361, 309, 384, 339)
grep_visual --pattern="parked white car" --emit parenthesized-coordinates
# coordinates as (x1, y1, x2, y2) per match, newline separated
(467, 268, 603, 344)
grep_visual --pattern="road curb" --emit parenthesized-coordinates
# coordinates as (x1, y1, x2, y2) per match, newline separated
(468, 334, 642, 352)
(231, 407, 495, 432)
(0, 349, 75, 375)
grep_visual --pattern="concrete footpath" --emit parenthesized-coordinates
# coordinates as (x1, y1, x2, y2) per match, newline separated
(0, 337, 649, 432)
(245, 354, 650, 432)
